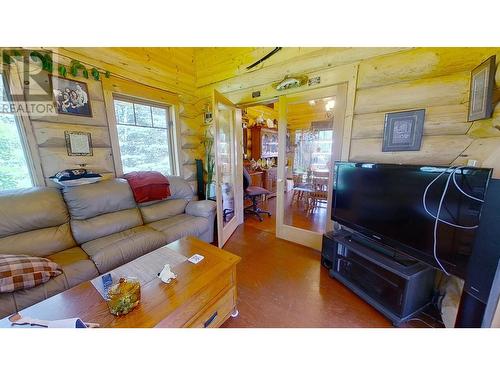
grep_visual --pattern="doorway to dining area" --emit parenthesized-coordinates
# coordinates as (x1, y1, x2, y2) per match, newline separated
(282, 96, 334, 233)
(240, 82, 349, 250)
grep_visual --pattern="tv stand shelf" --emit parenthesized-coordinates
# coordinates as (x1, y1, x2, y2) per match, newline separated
(322, 229, 436, 326)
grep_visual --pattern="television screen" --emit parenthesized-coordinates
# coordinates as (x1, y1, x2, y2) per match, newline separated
(332, 162, 492, 277)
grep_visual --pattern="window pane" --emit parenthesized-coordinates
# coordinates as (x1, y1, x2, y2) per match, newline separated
(0, 113, 32, 190)
(0, 77, 5, 101)
(134, 104, 152, 127)
(152, 107, 167, 128)
(114, 100, 135, 125)
(117, 125, 171, 176)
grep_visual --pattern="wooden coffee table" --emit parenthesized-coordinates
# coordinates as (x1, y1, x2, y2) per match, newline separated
(0, 237, 241, 328)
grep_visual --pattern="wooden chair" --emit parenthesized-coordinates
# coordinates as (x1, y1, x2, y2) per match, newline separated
(291, 173, 310, 207)
(307, 171, 329, 215)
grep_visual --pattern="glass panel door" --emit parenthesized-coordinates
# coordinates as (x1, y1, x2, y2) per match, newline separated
(213, 90, 243, 247)
(276, 88, 337, 250)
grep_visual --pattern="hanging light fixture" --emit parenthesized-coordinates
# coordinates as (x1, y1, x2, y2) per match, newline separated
(325, 99, 335, 119)
(325, 99, 335, 111)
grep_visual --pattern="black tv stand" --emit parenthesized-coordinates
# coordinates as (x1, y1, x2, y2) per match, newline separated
(322, 229, 436, 326)
(346, 233, 418, 268)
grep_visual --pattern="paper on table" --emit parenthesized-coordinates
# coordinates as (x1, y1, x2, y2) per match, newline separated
(47, 318, 87, 328)
(90, 246, 187, 300)
(10, 317, 88, 328)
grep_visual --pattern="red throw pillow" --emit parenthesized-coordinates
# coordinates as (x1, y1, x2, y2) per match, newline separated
(123, 171, 171, 203)
(0, 254, 63, 293)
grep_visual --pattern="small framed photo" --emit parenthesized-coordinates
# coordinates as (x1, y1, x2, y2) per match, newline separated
(51, 75, 92, 117)
(65, 131, 93, 156)
(382, 109, 425, 152)
(468, 56, 496, 122)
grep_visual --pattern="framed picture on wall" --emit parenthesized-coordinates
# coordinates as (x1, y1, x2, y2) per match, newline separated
(468, 55, 496, 122)
(382, 109, 425, 152)
(51, 75, 92, 117)
(65, 131, 93, 156)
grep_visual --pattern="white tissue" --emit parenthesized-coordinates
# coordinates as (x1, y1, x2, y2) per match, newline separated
(158, 264, 177, 284)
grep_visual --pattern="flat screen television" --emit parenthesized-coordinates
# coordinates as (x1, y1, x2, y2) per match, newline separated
(332, 162, 492, 278)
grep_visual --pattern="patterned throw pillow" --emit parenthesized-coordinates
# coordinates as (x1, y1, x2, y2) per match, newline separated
(0, 254, 63, 293)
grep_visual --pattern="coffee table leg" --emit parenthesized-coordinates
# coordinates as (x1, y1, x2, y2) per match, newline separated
(230, 308, 239, 318)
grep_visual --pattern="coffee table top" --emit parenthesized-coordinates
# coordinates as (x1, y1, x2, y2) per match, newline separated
(0, 237, 240, 328)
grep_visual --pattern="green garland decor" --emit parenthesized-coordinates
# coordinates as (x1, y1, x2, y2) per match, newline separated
(1, 49, 110, 81)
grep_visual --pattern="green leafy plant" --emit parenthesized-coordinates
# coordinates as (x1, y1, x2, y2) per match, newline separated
(2, 50, 110, 81)
(70, 60, 88, 78)
(29, 51, 53, 72)
(58, 65, 67, 77)
(91, 68, 100, 80)
(201, 128, 215, 198)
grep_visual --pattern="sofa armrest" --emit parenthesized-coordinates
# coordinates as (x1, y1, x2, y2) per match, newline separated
(185, 200, 216, 218)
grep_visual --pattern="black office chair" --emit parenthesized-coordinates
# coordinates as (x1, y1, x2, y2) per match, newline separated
(243, 168, 271, 222)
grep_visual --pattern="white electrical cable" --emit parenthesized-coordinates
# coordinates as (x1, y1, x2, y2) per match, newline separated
(452, 166, 485, 203)
(432, 167, 457, 276)
(422, 167, 479, 229)
(422, 166, 486, 276)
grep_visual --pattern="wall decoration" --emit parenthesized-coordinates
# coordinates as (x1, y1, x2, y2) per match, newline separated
(382, 109, 425, 152)
(203, 103, 213, 125)
(65, 131, 93, 156)
(51, 75, 92, 117)
(468, 55, 496, 122)
(308, 76, 321, 86)
(273, 75, 308, 91)
(2, 50, 109, 81)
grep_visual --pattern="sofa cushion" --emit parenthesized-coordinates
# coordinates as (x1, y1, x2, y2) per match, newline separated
(0, 223, 77, 258)
(139, 199, 189, 224)
(46, 247, 100, 287)
(63, 178, 137, 220)
(81, 226, 167, 274)
(0, 254, 62, 293)
(167, 176, 195, 200)
(147, 214, 209, 243)
(63, 178, 145, 244)
(0, 247, 98, 319)
(0, 187, 70, 238)
(70, 208, 143, 244)
(0, 188, 76, 258)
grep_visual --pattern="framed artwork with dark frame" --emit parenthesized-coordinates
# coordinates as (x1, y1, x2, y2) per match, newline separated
(51, 75, 93, 117)
(382, 109, 425, 152)
(65, 131, 93, 156)
(468, 55, 496, 122)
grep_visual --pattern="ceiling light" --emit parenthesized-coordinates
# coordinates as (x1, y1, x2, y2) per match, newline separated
(325, 100, 335, 111)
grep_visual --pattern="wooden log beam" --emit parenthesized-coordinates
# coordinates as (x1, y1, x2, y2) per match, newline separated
(32, 121, 111, 148)
(354, 72, 470, 115)
(349, 135, 473, 165)
(358, 47, 500, 89)
(196, 47, 411, 99)
(352, 104, 470, 139)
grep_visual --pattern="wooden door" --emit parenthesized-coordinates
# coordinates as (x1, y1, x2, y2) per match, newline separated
(213, 90, 244, 247)
(276, 85, 345, 250)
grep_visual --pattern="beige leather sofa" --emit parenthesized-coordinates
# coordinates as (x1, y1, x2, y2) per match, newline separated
(0, 176, 216, 319)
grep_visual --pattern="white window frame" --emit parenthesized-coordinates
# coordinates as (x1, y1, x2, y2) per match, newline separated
(109, 93, 181, 177)
(0, 66, 44, 188)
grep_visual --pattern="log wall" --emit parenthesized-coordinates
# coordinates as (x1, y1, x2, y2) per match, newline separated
(196, 47, 500, 177)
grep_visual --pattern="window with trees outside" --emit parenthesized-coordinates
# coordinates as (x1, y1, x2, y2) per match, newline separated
(113, 98, 174, 176)
(293, 129, 333, 173)
(0, 73, 33, 191)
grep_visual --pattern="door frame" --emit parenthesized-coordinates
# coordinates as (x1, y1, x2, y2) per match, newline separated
(231, 63, 358, 250)
(213, 90, 244, 247)
(276, 85, 342, 250)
